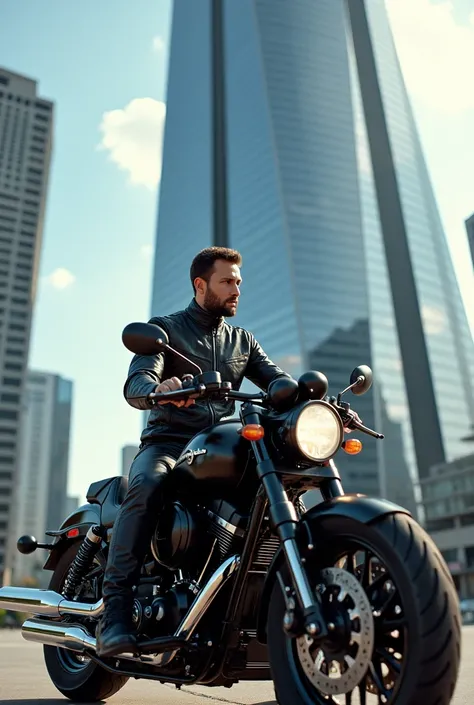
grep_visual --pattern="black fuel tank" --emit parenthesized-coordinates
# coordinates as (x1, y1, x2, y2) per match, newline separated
(170, 420, 258, 506)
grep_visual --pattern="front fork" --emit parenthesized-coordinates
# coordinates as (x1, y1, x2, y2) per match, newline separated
(241, 403, 342, 641)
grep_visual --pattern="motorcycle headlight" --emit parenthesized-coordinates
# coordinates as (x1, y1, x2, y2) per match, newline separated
(284, 401, 344, 462)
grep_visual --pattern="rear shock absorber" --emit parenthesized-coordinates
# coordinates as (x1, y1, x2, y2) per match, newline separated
(62, 525, 104, 599)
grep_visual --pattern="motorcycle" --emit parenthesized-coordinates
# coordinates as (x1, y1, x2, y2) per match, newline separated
(0, 321, 461, 704)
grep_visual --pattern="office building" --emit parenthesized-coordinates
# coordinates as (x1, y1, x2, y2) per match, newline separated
(150, 0, 474, 504)
(0, 68, 53, 581)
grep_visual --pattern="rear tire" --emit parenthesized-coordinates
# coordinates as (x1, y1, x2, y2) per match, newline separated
(267, 513, 461, 704)
(43, 541, 129, 702)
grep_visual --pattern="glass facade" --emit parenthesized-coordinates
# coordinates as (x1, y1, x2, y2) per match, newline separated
(151, 0, 473, 511)
(151, 0, 213, 316)
(364, 0, 474, 464)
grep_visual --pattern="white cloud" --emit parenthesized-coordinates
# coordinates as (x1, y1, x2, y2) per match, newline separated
(140, 244, 153, 259)
(386, 0, 474, 114)
(152, 36, 165, 53)
(45, 268, 76, 290)
(98, 98, 166, 190)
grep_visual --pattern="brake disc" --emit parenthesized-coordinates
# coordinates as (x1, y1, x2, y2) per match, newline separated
(296, 566, 374, 696)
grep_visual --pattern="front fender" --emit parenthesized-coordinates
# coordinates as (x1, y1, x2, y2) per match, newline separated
(42, 503, 101, 571)
(257, 494, 411, 643)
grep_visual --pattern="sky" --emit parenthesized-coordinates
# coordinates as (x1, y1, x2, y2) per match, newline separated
(0, 0, 473, 503)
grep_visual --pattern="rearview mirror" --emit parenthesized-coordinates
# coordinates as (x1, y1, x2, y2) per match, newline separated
(122, 322, 169, 356)
(349, 365, 373, 396)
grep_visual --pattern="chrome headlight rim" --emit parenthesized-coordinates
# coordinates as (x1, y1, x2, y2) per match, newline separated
(286, 400, 344, 462)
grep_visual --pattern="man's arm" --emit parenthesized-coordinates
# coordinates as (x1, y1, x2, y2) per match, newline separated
(123, 317, 166, 410)
(244, 332, 291, 391)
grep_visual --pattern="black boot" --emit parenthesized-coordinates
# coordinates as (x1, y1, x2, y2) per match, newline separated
(97, 450, 172, 658)
(96, 596, 137, 658)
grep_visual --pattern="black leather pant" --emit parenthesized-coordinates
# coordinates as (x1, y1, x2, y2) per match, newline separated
(102, 441, 185, 604)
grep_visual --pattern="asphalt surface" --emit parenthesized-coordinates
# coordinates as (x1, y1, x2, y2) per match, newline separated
(0, 628, 473, 704)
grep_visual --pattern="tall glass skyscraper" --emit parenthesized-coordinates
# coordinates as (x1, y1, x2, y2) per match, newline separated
(151, 0, 474, 511)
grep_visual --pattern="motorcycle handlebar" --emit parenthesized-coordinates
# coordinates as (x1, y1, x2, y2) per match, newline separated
(146, 385, 265, 405)
(142, 383, 384, 438)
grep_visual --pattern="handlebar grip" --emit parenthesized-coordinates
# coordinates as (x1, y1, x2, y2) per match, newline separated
(148, 387, 197, 404)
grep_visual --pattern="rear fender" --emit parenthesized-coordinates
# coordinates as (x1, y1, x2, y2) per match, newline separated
(256, 494, 411, 643)
(42, 503, 101, 571)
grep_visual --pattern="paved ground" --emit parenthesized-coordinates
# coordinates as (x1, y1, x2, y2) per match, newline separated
(0, 628, 472, 704)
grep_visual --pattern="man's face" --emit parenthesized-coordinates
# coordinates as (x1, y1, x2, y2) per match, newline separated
(198, 260, 242, 317)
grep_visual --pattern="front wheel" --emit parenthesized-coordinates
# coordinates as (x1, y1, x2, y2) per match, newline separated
(267, 513, 461, 705)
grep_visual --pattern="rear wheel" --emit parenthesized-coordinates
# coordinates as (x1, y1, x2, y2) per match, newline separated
(43, 541, 129, 702)
(267, 513, 461, 704)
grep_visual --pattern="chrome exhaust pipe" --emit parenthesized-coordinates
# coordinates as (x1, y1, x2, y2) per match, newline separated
(152, 553, 240, 666)
(22, 619, 96, 652)
(18, 554, 240, 665)
(21, 619, 140, 662)
(0, 586, 103, 618)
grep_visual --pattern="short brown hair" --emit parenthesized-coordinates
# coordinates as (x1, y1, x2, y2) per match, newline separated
(190, 247, 242, 294)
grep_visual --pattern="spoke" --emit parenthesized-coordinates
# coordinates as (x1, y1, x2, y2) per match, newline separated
(358, 674, 368, 705)
(380, 617, 407, 632)
(369, 660, 391, 703)
(361, 550, 371, 589)
(345, 691, 353, 705)
(365, 571, 388, 598)
(345, 552, 356, 575)
(378, 589, 398, 617)
(376, 647, 402, 675)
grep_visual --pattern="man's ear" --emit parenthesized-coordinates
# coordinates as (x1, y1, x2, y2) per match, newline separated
(195, 277, 206, 295)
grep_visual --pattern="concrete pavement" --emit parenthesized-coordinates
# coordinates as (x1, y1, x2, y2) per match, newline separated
(0, 628, 473, 704)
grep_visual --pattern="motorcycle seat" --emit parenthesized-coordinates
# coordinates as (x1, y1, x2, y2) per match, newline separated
(86, 476, 128, 505)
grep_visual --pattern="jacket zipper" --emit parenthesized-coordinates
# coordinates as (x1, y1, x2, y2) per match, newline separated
(209, 327, 218, 425)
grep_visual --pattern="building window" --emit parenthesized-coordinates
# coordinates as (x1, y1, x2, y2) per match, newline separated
(466, 546, 474, 568)
(35, 101, 51, 112)
(3, 377, 21, 386)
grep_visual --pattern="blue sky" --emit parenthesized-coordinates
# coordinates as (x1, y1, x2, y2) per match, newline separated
(1, 0, 473, 503)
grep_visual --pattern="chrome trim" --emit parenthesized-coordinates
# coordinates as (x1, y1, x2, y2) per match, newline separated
(177, 554, 239, 640)
(22, 619, 96, 651)
(246, 661, 270, 669)
(207, 510, 245, 538)
(153, 554, 240, 666)
(0, 586, 104, 618)
(21, 619, 147, 663)
(15, 555, 240, 668)
(283, 540, 315, 610)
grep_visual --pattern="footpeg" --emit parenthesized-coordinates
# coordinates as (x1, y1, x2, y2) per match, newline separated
(137, 635, 188, 655)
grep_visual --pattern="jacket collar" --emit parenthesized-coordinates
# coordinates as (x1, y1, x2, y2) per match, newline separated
(185, 298, 224, 331)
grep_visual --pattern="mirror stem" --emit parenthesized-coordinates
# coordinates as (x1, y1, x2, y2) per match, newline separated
(158, 340, 203, 374)
(337, 376, 365, 403)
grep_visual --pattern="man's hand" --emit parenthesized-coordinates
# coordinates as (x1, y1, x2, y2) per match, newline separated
(343, 410, 362, 434)
(155, 377, 196, 408)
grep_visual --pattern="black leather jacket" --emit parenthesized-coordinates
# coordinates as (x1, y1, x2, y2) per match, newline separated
(124, 298, 290, 444)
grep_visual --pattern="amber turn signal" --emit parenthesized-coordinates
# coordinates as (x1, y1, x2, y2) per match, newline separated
(241, 424, 265, 440)
(342, 439, 363, 455)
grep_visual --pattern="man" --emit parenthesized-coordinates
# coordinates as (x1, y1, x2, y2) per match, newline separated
(97, 246, 294, 657)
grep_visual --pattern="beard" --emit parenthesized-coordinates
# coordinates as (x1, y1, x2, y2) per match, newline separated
(203, 287, 238, 317)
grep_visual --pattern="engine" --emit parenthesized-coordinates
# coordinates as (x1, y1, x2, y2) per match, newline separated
(150, 498, 280, 576)
(137, 498, 280, 638)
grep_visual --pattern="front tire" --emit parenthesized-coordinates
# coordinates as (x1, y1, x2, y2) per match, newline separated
(43, 541, 129, 702)
(267, 513, 461, 704)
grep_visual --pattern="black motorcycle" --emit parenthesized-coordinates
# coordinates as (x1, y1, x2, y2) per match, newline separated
(0, 322, 461, 704)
